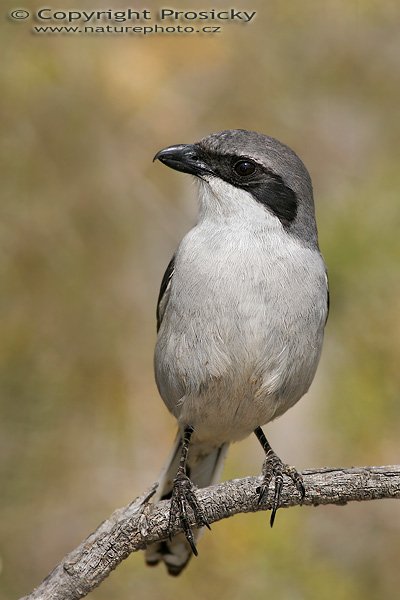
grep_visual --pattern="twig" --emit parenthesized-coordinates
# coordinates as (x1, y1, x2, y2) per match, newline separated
(21, 465, 400, 600)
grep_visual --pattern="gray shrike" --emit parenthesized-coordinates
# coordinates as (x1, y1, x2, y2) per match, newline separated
(145, 129, 328, 575)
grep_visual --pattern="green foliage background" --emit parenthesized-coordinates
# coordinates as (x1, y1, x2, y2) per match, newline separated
(1, 1, 399, 598)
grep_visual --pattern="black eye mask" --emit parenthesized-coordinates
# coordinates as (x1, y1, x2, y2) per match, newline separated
(198, 149, 298, 227)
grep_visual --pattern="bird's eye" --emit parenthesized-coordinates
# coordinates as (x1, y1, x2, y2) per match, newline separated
(233, 159, 256, 177)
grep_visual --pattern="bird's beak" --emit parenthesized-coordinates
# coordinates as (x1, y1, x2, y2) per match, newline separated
(153, 144, 213, 177)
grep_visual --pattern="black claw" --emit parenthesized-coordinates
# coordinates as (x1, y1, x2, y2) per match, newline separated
(168, 470, 208, 556)
(257, 485, 265, 504)
(254, 428, 305, 527)
(257, 475, 272, 505)
(191, 543, 198, 556)
(186, 531, 198, 556)
(166, 426, 208, 556)
(269, 475, 283, 527)
(298, 481, 306, 501)
(274, 476, 283, 500)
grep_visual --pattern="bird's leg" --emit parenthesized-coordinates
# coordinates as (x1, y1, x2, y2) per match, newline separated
(254, 426, 305, 527)
(168, 425, 210, 556)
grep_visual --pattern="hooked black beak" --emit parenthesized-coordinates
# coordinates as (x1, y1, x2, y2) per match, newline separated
(153, 144, 213, 177)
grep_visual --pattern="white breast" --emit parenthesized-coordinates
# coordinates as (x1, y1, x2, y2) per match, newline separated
(155, 179, 328, 444)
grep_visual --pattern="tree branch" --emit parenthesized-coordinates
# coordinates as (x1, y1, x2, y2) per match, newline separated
(21, 465, 400, 600)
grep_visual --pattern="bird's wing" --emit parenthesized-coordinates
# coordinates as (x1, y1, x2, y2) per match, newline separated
(324, 270, 330, 325)
(156, 255, 175, 331)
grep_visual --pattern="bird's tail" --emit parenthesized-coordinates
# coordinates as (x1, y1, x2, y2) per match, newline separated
(145, 433, 228, 576)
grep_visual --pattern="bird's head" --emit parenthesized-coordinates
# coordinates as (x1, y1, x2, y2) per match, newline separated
(154, 129, 317, 245)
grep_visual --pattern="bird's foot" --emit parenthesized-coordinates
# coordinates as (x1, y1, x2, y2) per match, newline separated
(257, 450, 305, 527)
(168, 469, 210, 556)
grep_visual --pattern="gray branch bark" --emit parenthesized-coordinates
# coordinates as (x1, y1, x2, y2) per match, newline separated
(21, 466, 400, 600)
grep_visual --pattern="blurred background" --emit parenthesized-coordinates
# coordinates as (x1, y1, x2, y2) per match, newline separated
(1, 0, 400, 598)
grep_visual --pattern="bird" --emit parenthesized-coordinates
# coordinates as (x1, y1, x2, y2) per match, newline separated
(145, 129, 329, 576)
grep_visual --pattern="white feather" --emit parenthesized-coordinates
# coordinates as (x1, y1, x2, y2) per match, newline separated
(155, 177, 328, 448)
